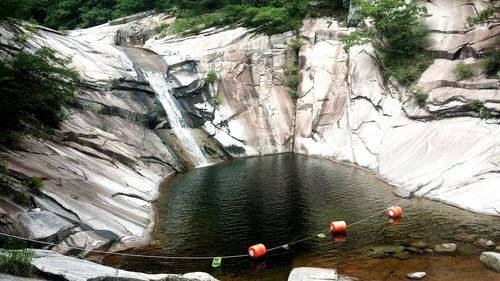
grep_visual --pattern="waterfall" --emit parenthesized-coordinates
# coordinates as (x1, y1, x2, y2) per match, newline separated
(143, 72, 209, 167)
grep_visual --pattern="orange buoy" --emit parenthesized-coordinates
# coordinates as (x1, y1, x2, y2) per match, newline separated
(387, 206, 403, 218)
(248, 243, 267, 259)
(330, 221, 347, 233)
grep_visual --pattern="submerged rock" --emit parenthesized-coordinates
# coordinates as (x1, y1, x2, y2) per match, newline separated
(393, 251, 412, 260)
(452, 233, 476, 242)
(370, 245, 406, 253)
(434, 243, 457, 253)
(406, 272, 426, 280)
(480, 252, 500, 272)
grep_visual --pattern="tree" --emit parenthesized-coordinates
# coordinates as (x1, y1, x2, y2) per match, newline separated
(0, 47, 80, 145)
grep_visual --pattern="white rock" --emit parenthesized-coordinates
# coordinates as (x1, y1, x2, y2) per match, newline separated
(406, 272, 426, 279)
(288, 267, 338, 281)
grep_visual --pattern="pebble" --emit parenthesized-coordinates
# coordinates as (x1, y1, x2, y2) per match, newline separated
(406, 272, 426, 279)
(406, 247, 424, 254)
(434, 243, 457, 253)
(452, 233, 476, 242)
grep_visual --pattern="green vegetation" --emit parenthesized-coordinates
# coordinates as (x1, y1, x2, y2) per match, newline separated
(214, 95, 222, 106)
(410, 85, 428, 108)
(1, 0, 346, 35)
(467, 1, 499, 27)
(454, 62, 474, 80)
(481, 49, 500, 78)
(284, 38, 302, 101)
(27, 177, 43, 192)
(343, 0, 431, 87)
(0, 249, 34, 277)
(470, 100, 484, 113)
(0, 47, 79, 146)
(206, 70, 218, 84)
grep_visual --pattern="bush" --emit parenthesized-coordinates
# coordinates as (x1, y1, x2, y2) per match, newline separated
(27, 177, 43, 192)
(290, 38, 302, 54)
(214, 95, 222, 106)
(467, 7, 498, 26)
(289, 90, 299, 100)
(482, 50, 500, 78)
(384, 53, 432, 87)
(410, 85, 428, 107)
(206, 70, 218, 84)
(470, 100, 484, 113)
(454, 62, 474, 80)
(0, 249, 34, 277)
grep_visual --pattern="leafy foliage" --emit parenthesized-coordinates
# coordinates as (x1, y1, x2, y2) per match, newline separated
(343, 0, 431, 86)
(27, 177, 44, 192)
(410, 85, 428, 108)
(467, 3, 499, 27)
(481, 49, 500, 78)
(0, 47, 79, 146)
(454, 62, 474, 80)
(206, 70, 218, 84)
(0, 249, 34, 277)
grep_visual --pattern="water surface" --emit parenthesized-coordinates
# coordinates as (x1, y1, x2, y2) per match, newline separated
(107, 154, 500, 280)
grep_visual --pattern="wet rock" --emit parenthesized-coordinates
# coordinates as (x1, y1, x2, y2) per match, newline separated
(424, 249, 435, 254)
(410, 240, 428, 249)
(393, 251, 412, 260)
(406, 247, 424, 254)
(370, 245, 406, 253)
(406, 272, 426, 280)
(474, 238, 496, 249)
(408, 234, 424, 239)
(496, 246, 500, 251)
(288, 267, 338, 281)
(434, 243, 457, 253)
(18, 211, 74, 242)
(452, 233, 476, 242)
(368, 251, 389, 259)
(0, 273, 46, 281)
(480, 252, 500, 272)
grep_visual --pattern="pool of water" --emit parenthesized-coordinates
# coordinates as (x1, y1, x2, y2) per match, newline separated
(106, 154, 500, 280)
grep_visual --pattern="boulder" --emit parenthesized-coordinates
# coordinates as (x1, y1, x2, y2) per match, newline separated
(474, 238, 496, 249)
(30, 249, 218, 281)
(0, 273, 46, 281)
(288, 267, 359, 281)
(480, 252, 500, 272)
(52, 230, 119, 257)
(18, 211, 74, 242)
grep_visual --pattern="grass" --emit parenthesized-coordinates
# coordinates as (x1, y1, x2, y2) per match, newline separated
(470, 100, 484, 113)
(27, 177, 43, 192)
(410, 85, 428, 108)
(0, 249, 34, 277)
(383, 52, 432, 87)
(206, 70, 218, 84)
(214, 95, 222, 106)
(454, 62, 474, 80)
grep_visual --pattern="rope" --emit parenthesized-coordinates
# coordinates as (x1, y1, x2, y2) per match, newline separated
(0, 197, 410, 261)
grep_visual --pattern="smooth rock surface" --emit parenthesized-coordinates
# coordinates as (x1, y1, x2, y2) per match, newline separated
(480, 252, 500, 272)
(18, 211, 74, 242)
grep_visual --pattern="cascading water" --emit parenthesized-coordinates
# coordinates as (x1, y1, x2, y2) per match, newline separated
(143, 71, 209, 167)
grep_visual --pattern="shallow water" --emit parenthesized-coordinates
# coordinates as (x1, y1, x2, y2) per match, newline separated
(106, 154, 500, 280)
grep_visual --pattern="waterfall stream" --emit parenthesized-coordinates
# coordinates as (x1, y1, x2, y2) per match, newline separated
(144, 72, 209, 167)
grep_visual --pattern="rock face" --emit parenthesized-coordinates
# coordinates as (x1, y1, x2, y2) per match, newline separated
(18, 211, 74, 242)
(480, 252, 500, 272)
(293, 0, 500, 216)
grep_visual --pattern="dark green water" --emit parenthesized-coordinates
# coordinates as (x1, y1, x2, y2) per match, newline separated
(108, 154, 500, 280)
